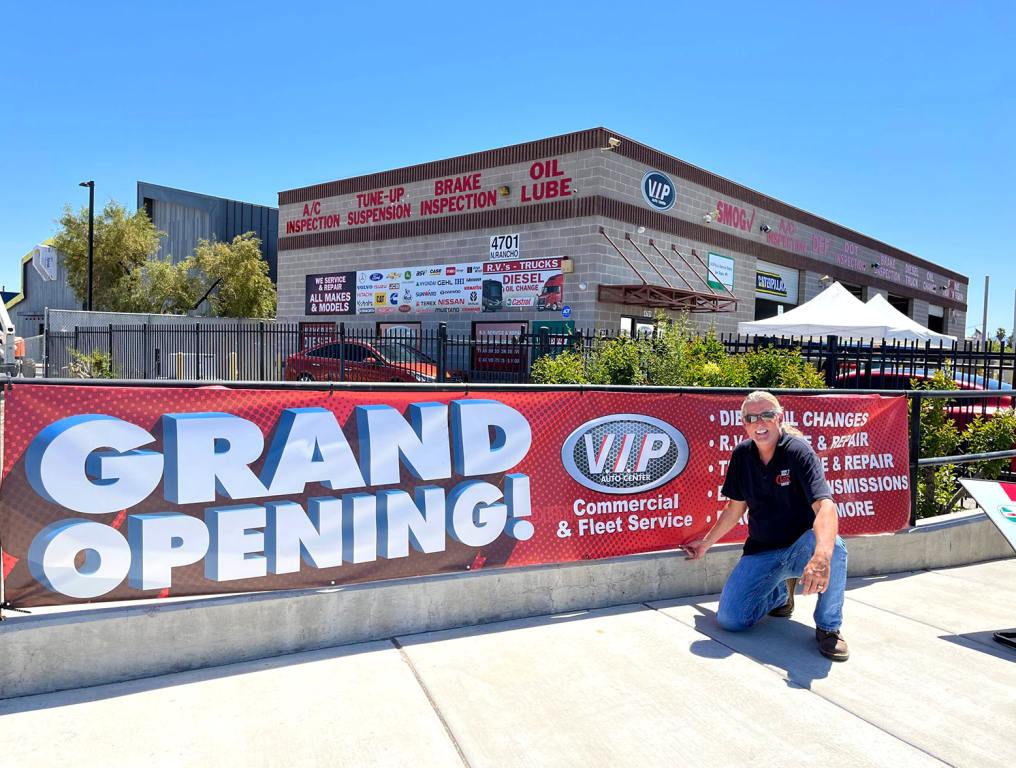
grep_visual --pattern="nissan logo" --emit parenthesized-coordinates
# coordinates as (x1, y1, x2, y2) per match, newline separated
(561, 414, 688, 494)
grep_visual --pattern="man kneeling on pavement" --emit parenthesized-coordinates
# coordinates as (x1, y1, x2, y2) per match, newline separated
(683, 390, 850, 662)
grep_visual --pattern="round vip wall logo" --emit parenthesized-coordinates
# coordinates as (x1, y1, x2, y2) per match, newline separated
(1000, 505, 1016, 524)
(641, 171, 676, 211)
(561, 414, 689, 494)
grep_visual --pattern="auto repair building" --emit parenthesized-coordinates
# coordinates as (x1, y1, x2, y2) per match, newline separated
(276, 128, 967, 339)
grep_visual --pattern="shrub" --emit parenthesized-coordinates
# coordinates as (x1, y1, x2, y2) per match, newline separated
(962, 409, 1016, 479)
(528, 313, 827, 390)
(69, 348, 116, 379)
(911, 369, 961, 518)
(530, 350, 588, 384)
(586, 337, 646, 385)
(741, 346, 826, 389)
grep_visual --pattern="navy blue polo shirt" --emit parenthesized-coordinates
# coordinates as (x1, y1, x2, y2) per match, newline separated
(721, 432, 832, 555)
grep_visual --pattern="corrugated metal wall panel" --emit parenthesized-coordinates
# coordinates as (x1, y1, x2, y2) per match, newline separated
(138, 182, 278, 283)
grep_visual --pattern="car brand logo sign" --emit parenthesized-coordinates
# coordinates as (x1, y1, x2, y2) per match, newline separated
(561, 414, 688, 494)
(641, 171, 676, 211)
(369, 272, 383, 281)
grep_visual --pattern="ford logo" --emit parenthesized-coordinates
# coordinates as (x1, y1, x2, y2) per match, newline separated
(641, 171, 676, 211)
(561, 414, 688, 494)
(369, 272, 383, 281)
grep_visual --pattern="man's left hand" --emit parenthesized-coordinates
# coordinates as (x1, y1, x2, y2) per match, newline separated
(801, 553, 831, 595)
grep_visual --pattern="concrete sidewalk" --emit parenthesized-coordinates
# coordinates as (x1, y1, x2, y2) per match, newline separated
(2, 559, 1014, 768)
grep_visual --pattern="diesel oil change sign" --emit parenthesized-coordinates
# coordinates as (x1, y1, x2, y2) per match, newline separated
(0, 386, 910, 607)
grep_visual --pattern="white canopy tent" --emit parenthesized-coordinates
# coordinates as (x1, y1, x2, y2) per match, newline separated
(864, 293, 957, 344)
(737, 281, 956, 343)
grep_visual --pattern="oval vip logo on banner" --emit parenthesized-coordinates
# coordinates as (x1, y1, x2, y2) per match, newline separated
(561, 414, 689, 494)
(1000, 504, 1016, 523)
(641, 171, 676, 211)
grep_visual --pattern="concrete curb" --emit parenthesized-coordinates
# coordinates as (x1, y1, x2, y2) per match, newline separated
(1, 509, 1012, 699)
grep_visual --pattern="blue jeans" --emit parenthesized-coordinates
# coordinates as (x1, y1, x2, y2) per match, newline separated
(716, 530, 848, 633)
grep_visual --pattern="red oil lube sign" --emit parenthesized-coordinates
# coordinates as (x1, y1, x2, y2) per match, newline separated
(521, 159, 573, 203)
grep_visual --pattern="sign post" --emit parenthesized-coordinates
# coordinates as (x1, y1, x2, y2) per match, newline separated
(958, 478, 1016, 650)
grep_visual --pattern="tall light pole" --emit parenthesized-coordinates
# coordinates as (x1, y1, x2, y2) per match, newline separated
(981, 275, 990, 350)
(79, 180, 95, 311)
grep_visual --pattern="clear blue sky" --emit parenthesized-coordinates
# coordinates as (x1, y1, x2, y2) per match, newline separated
(2, 2, 1013, 336)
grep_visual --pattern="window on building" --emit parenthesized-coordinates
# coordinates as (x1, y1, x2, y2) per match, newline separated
(842, 283, 863, 300)
(621, 316, 655, 337)
(754, 298, 794, 320)
(928, 305, 945, 334)
(143, 197, 155, 223)
(887, 294, 910, 316)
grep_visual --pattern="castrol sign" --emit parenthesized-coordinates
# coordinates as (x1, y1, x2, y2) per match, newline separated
(561, 415, 689, 494)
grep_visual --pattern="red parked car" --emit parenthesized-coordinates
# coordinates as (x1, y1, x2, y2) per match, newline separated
(834, 368, 1013, 426)
(285, 339, 462, 383)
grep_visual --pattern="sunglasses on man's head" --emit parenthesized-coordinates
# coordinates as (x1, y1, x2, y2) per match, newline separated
(744, 410, 779, 424)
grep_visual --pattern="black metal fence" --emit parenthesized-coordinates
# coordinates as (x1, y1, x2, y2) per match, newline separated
(728, 333, 1015, 391)
(43, 322, 1016, 392)
(44, 322, 578, 384)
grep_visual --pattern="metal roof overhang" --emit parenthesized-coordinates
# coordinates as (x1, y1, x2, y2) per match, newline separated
(597, 284, 738, 312)
(597, 227, 738, 313)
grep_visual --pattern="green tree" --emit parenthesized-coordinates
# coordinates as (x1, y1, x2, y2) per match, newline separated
(136, 258, 205, 314)
(52, 201, 164, 312)
(191, 233, 276, 318)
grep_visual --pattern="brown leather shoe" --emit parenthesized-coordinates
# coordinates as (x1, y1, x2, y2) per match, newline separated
(816, 628, 850, 661)
(768, 578, 798, 618)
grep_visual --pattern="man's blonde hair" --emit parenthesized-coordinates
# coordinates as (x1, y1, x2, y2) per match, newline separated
(740, 390, 803, 436)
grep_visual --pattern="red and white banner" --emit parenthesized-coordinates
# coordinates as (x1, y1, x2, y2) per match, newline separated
(0, 385, 911, 607)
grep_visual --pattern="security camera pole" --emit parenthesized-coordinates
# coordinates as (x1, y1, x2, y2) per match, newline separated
(79, 180, 95, 311)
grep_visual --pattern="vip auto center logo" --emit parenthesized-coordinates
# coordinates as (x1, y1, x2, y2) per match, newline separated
(561, 415, 689, 494)
(1000, 505, 1016, 524)
(641, 171, 676, 211)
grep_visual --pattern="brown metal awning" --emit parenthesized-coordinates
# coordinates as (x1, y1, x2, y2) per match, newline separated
(597, 227, 738, 313)
(597, 283, 737, 312)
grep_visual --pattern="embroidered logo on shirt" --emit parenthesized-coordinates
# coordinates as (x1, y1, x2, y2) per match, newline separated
(776, 469, 791, 486)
